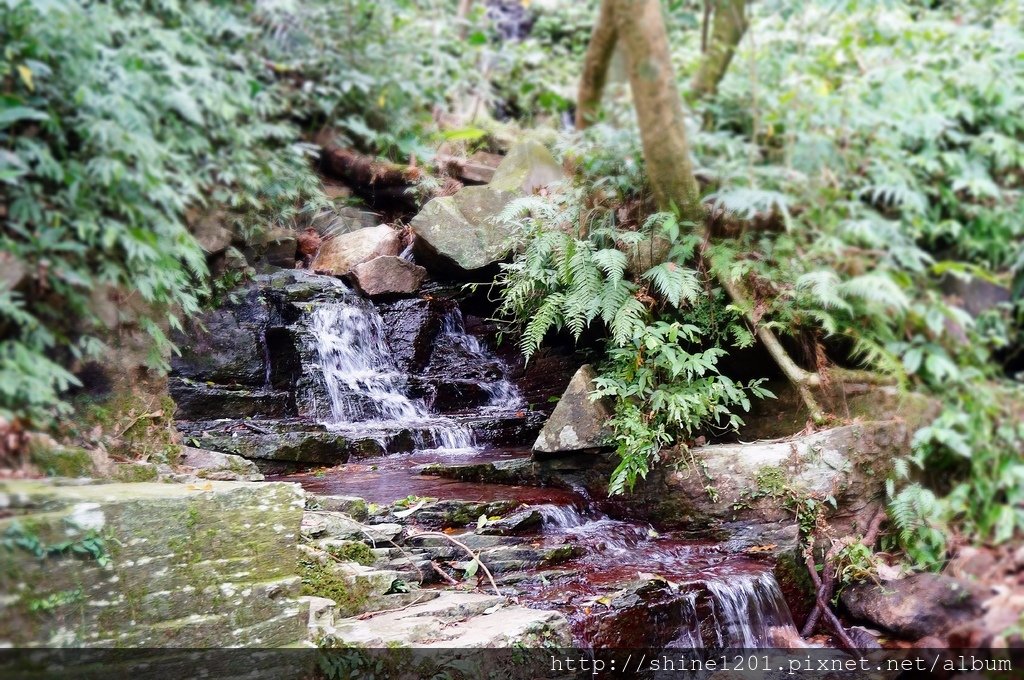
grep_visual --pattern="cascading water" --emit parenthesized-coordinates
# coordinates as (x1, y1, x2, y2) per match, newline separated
(437, 307, 525, 411)
(310, 299, 474, 451)
(285, 284, 804, 653)
(697, 572, 798, 648)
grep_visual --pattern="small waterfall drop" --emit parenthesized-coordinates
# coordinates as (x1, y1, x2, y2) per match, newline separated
(310, 300, 474, 451)
(676, 572, 798, 649)
(438, 307, 524, 411)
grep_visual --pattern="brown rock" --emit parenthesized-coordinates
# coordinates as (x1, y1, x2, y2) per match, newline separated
(350, 256, 427, 298)
(312, 225, 402, 276)
(841, 573, 984, 640)
(189, 209, 234, 254)
(297, 228, 322, 268)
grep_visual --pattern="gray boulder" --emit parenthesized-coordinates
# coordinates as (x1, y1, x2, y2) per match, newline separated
(489, 139, 564, 194)
(841, 573, 983, 639)
(350, 256, 427, 297)
(312, 225, 402, 276)
(664, 421, 909, 535)
(533, 364, 614, 455)
(179, 446, 264, 482)
(410, 186, 517, 273)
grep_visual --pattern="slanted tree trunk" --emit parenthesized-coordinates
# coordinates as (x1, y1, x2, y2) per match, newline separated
(576, 0, 619, 129)
(616, 0, 702, 220)
(577, 0, 702, 220)
(690, 0, 747, 100)
(456, 0, 476, 39)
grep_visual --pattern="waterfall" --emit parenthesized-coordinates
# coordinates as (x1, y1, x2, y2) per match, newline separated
(692, 573, 794, 647)
(438, 307, 525, 411)
(309, 300, 474, 451)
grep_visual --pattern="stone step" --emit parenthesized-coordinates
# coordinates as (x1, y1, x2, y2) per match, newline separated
(0, 480, 306, 647)
(328, 591, 570, 647)
(89, 602, 308, 648)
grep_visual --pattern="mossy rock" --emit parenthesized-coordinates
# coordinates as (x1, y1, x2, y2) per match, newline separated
(28, 443, 95, 478)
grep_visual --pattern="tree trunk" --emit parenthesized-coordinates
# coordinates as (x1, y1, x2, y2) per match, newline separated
(576, 0, 619, 129)
(456, 0, 476, 39)
(614, 0, 702, 219)
(690, 0, 747, 100)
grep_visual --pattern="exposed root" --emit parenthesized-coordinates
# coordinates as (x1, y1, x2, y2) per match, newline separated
(801, 504, 887, 642)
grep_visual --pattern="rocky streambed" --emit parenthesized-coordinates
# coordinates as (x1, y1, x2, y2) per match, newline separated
(160, 265, 807, 650)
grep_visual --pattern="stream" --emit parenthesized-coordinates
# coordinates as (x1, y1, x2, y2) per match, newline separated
(272, 285, 801, 649)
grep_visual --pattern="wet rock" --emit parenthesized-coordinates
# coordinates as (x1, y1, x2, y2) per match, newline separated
(533, 364, 614, 455)
(0, 479, 308, 646)
(170, 286, 269, 386)
(350, 256, 427, 297)
(169, 378, 295, 420)
(419, 456, 546, 487)
(312, 225, 403, 276)
(181, 420, 383, 467)
(377, 298, 443, 373)
(258, 227, 299, 268)
(841, 573, 983, 639)
(302, 511, 403, 545)
(489, 139, 564, 194)
(379, 499, 520, 530)
(665, 421, 911, 536)
(298, 544, 416, 617)
(410, 186, 517, 274)
(327, 591, 570, 648)
(477, 508, 543, 535)
(307, 494, 369, 521)
(179, 446, 264, 482)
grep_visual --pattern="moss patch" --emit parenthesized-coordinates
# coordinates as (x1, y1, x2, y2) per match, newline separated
(28, 443, 95, 477)
(324, 541, 375, 566)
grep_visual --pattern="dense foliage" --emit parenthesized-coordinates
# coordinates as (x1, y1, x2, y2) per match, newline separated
(493, 0, 1023, 562)
(1, 0, 1020, 568)
(0, 0, 477, 427)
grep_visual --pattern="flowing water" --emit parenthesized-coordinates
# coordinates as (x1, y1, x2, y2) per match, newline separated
(309, 301, 475, 451)
(283, 293, 801, 649)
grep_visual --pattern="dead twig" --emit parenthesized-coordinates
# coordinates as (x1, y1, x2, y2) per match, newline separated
(410, 531, 502, 597)
(354, 594, 428, 620)
(430, 561, 460, 586)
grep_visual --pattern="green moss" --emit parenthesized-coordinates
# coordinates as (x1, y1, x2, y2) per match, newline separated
(28, 444, 94, 477)
(755, 465, 788, 497)
(542, 545, 583, 565)
(110, 462, 159, 483)
(299, 557, 374, 617)
(324, 541, 375, 566)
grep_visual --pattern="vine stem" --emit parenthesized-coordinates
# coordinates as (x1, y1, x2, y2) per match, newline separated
(410, 531, 502, 598)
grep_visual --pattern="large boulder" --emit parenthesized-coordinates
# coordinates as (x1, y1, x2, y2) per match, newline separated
(533, 364, 614, 455)
(0, 479, 308, 647)
(841, 573, 983, 640)
(410, 186, 517, 273)
(188, 209, 234, 255)
(170, 287, 269, 386)
(489, 139, 565, 194)
(178, 446, 264, 481)
(664, 421, 910, 535)
(312, 225, 402, 276)
(350, 256, 427, 298)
